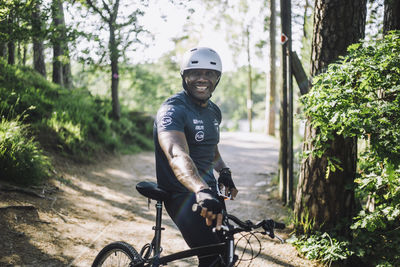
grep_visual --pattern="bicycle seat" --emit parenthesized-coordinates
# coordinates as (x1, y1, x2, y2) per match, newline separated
(136, 181, 170, 202)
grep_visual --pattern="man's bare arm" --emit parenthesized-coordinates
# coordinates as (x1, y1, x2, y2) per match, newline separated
(158, 130, 209, 193)
(158, 130, 222, 227)
(213, 145, 227, 172)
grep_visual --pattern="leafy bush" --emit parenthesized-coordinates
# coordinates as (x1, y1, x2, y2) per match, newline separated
(297, 31, 400, 266)
(0, 58, 154, 161)
(289, 232, 353, 266)
(0, 119, 51, 185)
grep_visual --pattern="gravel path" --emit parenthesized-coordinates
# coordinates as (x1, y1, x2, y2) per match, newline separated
(0, 132, 318, 267)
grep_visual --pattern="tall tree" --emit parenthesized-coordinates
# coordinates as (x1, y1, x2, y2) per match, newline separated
(85, 0, 146, 120)
(383, 0, 400, 34)
(267, 0, 276, 136)
(51, 0, 63, 85)
(51, 0, 72, 88)
(32, 0, 47, 77)
(294, 0, 367, 233)
(0, 0, 33, 65)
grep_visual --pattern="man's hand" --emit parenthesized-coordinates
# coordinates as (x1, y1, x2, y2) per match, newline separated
(218, 168, 238, 200)
(195, 188, 223, 229)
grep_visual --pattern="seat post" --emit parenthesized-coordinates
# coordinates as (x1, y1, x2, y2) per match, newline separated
(152, 200, 164, 256)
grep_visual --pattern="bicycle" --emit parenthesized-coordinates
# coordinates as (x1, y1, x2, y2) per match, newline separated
(92, 181, 286, 267)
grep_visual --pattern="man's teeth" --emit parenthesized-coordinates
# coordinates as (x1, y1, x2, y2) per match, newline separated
(196, 86, 207, 90)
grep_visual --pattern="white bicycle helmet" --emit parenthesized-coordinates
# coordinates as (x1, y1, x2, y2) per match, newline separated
(180, 47, 222, 75)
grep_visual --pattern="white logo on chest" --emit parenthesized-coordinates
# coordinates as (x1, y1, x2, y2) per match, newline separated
(195, 131, 204, 142)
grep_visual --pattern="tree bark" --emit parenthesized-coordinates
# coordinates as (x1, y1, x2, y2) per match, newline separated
(52, 0, 63, 86)
(57, 0, 72, 89)
(7, 14, 15, 65)
(295, 0, 367, 233)
(0, 42, 6, 58)
(109, 23, 120, 120)
(32, 1, 47, 77)
(7, 41, 15, 65)
(383, 0, 400, 34)
(246, 26, 253, 132)
(267, 0, 276, 136)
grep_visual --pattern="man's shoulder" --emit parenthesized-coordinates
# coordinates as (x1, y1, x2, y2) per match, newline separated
(208, 100, 221, 115)
(156, 92, 189, 122)
(164, 91, 186, 104)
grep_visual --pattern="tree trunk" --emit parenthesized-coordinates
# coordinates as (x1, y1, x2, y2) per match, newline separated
(7, 14, 14, 65)
(267, 0, 276, 136)
(383, 0, 400, 34)
(52, 0, 63, 86)
(32, 1, 47, 77)
(295, 0, 367, 233)
(57, 0, 72, 89)
(246, 27, 253, 132)
(109, 23, 120, 120)
(7, 41, 15, 65)
(0, 42, 6, 58)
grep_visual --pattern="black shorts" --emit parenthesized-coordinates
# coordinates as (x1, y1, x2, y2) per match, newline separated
(164, 191, 225, 267)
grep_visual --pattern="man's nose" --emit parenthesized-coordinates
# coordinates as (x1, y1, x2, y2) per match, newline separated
(197, 71, 209, 80)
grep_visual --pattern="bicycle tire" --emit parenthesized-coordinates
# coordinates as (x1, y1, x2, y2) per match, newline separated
(92, 241, 144, 267)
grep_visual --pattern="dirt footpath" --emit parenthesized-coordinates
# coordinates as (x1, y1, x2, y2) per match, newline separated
(0, 132, 318, 266)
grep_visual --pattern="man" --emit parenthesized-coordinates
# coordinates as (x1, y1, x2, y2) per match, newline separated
(153, 47, 238, 266)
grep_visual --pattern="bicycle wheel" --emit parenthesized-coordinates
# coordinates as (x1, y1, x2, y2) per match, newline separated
(92, 241, 144, 267)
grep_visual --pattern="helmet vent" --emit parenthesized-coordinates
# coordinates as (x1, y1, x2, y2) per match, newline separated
(191, 60, 198, 64)
(210, 61, 216, 65)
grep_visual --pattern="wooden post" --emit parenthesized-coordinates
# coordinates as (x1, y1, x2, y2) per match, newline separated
(279, 0, 288, 204)
(291, 51, 309, 95)
(286, 0, 293, 208)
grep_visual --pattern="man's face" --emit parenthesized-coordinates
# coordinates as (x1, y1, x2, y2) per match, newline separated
(184, 69, 220, 102)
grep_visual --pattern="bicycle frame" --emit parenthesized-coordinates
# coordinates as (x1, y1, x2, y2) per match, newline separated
(141, 199, 236, 267)
(93, 182, 284, 267)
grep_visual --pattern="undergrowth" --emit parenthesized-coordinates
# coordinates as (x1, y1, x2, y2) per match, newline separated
(0, 59, 154, 185)
(292, 31, 400, 266)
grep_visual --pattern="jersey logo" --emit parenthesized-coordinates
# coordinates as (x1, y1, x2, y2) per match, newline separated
(161, 116, 172, 127)
(195, 131, 204, 142)
(193, 119, 203, 124)
(195, 125, 204, 130)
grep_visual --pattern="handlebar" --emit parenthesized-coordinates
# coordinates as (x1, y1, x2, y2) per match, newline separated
(192, 204, 285, 243)
(225, 213, 285, 242)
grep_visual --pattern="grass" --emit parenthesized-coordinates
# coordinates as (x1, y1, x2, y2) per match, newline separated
(0, 59, 154, 186)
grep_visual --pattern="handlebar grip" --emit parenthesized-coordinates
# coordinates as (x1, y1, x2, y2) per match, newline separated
(274, 222, 285, 229)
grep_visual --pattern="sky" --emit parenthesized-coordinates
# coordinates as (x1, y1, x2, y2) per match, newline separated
(138, 1, 236, 69)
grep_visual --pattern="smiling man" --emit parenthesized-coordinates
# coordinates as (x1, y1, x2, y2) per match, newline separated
(153, 47, 238, 266)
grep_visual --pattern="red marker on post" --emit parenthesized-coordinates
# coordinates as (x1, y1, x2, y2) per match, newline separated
(281, 33, 288, 45)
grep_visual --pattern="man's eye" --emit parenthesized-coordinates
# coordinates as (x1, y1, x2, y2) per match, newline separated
(206, 71, 216, 78)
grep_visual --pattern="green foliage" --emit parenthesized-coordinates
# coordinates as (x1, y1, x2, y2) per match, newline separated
(350, 157, 400, 266)
(289, 232, 353, 266)
(0, 58, 154, 164)
(298, 31, 400, 266)
(0, 119, 51, 185)
(120, 62, 181, 114)
(213, 66, 266, 130)
(302, 31, 400, 164)
(0, 0, 35, 44)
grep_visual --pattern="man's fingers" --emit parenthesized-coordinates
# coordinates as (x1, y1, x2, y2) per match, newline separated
(216, 213, 223, 230)
(200, 207, 208, 217)
(230, 188, 238, 199)
(207, 211, 216, 220)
